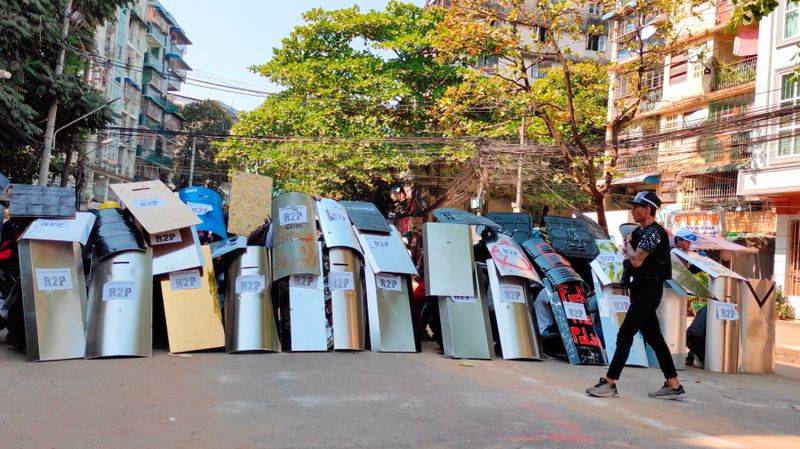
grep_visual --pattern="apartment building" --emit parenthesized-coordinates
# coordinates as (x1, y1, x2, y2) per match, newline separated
(84, 0, 190, 206)
(737, 0, 800, 299)
(602, 0, 774, 244)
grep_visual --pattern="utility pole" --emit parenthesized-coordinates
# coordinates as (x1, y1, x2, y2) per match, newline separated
(514, 117, 525, 213)
(38, 1, 73, 186)
(188, 136, 196, 186)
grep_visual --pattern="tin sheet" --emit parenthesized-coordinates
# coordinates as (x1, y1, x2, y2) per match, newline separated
(85, 249, 154, 358)
(486, 233, 541, 283)
(645, 283, 688, 371)
(438, 263, 494, 360)
(20, 212, 96, 245)
(316, 198, 362, 253)
(150, 226, 204, 275)
(289, 242, 328, 351)
(227, 171, 273, 236)
(8, 185, 76, 218)
(329, 248, 365, 350)
(592, 274, 648, 367)
(670, 254, 716, 299)
(365, 263, 415, 352)
(110, 180, 201, 234)
(548, 281, 606, 365)
(671, 249, 746, 280)
(340, 201, 392, 233)
(272, 192, 320, 280)
(423, 223, 475, 297)
(160, 246, 225, 353)
(486, 260, 541, 360)
(224, 246, 281, 353)
(358, 226, 417, 275)
(432, 208, 501, 230)
(739, 279, 775, 374)
(19, 240, 87, 361)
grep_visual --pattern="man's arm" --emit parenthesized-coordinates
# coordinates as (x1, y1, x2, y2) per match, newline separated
(624, 240, 649, 267)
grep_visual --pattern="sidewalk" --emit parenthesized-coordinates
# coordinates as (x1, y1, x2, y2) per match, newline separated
(776, 319, 800, 380)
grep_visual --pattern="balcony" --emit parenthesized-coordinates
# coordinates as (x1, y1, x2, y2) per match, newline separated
(639, 86, 663, 114)
(616, 144, 659, 174)
(143, 53, 163, 73)
(146, 23, 167, 47)
(698, 131, 752, 164)
(712, 57, 757, 91)
(681, 171, 742, 210)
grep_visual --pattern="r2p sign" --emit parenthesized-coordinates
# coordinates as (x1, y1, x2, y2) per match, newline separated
(150, 230, 182, 246)
(35, 268, 73, 291)
(102, 281, 138, 301)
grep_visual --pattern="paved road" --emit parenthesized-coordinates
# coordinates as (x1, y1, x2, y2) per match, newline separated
(1, 336, 798, 449)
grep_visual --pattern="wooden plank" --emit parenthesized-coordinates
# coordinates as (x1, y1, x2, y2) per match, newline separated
(227, 171, 273, 236)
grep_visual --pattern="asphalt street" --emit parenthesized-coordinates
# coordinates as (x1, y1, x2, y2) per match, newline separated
(1, 333, 798, 449)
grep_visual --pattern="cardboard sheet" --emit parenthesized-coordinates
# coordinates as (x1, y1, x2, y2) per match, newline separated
(110, 181, 201, 234)
(21, 212, 96, 245)
(150, 226, 204, 275)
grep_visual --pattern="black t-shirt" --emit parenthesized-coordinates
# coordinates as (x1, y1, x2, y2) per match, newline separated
(631, 222, 672, 280)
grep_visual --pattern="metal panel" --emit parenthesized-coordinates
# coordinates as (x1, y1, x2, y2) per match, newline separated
(705, 276, 742, 373)
(670, 253, 716, 298)
(739, 279, 775, 374)
(151, 226, 204, 275)
(358, 226, 417, 275)
(365, 263, 415, 352)
(289, 242, 328, 351)
(85, 249, 154, 358)
(486, 260, 542, 360)
(316, 198, 362, 253)
(19, 240, 87, 361)
(542, 216, 599, 259)
(224, 246, 281, 353)
(647, 283, 688, 370)
(548, 281, 606, 365)
(432, 208, 501, 230)
(438, 263, 494, 360)
(159, 245, 225, 353)
(9, 185, 76, 218)
(340, 201, 392, 233)
(591, 273, 649, 368)
(272, 192, 320, 280)
(329, 248, 366, 350)
(486, 233, 542, 283)
(423, 223, 475, 297)
(20, 212, 96, 245)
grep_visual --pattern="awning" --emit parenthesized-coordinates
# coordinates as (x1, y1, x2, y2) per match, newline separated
(598, 173, 660, 185)
(681, 161, 750, 175)
(602, 1, 636, 20)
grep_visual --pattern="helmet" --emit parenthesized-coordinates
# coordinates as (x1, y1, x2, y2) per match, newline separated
(98, 200, 121, 210)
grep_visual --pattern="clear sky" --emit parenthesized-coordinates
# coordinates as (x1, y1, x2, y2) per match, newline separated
(168, 0, 426, 112)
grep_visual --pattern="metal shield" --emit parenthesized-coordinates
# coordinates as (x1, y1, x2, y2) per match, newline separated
(160, 245, 225, 353)
(364, 263, 415, 352)
(432, 208, 501, 230)
(739, 279, 776, 374)
(315, 198, 362, 253)
(592, 274, 649, 368)
(645, 281, 688, 370)
(358, 226, 417, 275)
(339, 201, 392, 233)
(423, 223, 475, 297)
(438, 263, 494, 360)
(18, 240, 87, 361)
(329, 248, 365, 350)
(224, 246, 281, 353)
(85, 249, 154, 358)
(272, 192, 320, 280)
(289, 242, 328, 351)
(486, 233, 542, 283)
(486, 260, 542, 360)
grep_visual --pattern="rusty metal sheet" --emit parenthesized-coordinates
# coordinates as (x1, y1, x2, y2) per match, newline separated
(315, 198, 362, 253)
(364, 263, 415, 352)
(485, 233, 542, 283)
(224, 246, 281, 353)
(329, 248, 365, 350)
(110, 180, 201, 234)
(160, 246, 225, 353)
(486, 260, 542, 360)
(358, 225, 417, 275)
(423, 223, 475, 297)
(227, 171, 273, 236)
(85, 249, 154, 358)
(18, 240, 87, 361)
(271, 192, 320, 280)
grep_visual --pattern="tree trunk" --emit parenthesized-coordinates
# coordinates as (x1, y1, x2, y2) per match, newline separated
(594, 190, 608, 236)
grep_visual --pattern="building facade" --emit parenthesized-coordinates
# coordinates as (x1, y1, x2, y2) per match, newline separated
(601, 0, 775, 246)
(738, 0, 800, 301)
(84, 0, 191, 206)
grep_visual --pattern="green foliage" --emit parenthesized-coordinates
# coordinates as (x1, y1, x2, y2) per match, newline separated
(729, 0, 781, 29)
(216, 1, 473, 199)
(0, 0, 128, 183)
(173, 100, 235, 192)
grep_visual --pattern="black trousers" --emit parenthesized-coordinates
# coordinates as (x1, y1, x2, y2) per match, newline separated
(606, 278, 678, 380)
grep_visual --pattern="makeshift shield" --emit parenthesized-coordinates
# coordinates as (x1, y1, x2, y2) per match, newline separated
(289, 242, 328, 351)
(329, 247, 365, 350)
(271, 192, 320, 281)
(438, 263, 494, 360)
(364, 263, 415, 353)
(486, 259, 542, 360)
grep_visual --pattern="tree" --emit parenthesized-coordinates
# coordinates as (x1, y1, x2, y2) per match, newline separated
(173, 100, 235, 191)
(0, 0, 126, 183)
(216, 1, 473, 201)
(432, 0, 692, 231)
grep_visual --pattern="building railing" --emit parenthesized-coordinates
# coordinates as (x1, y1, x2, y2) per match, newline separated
(616, 144, 659, 173)
(638, 86, 663, 113)
(712, 57, 757, 91)
(698, 130, 753, 164)
(681, 171, 742, 210)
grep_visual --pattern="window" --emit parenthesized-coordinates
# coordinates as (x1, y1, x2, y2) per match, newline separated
(692, 61, 705, 78)
(586, 34, 607, 52)
(785, 0, 800, 40)
(663, 114, 681, 149)
(669, 52, 689, 84)
(530, 63, 546, 79)
(778, 73, 800, 156)
(535, 26, 548, 43)
(588, 3, 601, 15)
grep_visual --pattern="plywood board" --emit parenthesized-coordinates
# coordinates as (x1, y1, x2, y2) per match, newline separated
(110, 181, 201, 234)
(228, 171, 273, 236)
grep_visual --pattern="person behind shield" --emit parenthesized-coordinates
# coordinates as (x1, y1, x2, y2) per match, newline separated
(586, 191, 686, 399)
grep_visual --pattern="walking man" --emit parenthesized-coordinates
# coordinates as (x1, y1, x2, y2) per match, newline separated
(586, 191, 686, 399)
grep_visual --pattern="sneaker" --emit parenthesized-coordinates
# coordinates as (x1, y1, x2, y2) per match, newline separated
(586, 377, 618, 398)
(648, 382, 686, 400)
